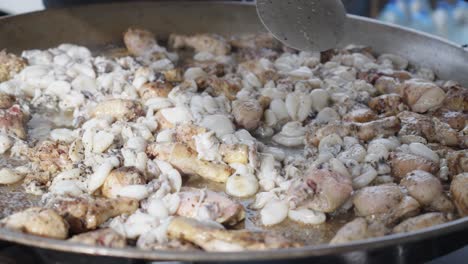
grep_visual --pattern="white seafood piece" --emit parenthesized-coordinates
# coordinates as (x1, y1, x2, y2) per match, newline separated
(288, 208, 326, 225)
(0, 133, 12, 154)
(121, 211, 159, 239)
(264, 109, 278, 127)
(92, 131, 114, 153)
(378, 54, 408, 70)
(46, 80, 71, 98)
(315, 107, 340, 124)
(49, 169, 85, 196)
(0, 168, 24, 185)
(286, 93, 313, 122)
(117, 185, 149, 200)
(343, 137, 359, 149)
(69, 138, 84, 162)
(352, 166, 378, 189)
(330, 158, 351, 178)
(155, 159, 182, 192)
(262, 146, 286, 161)
(337, 144, 366, 162)
(272, 122, 306, 147)
(368, 138, 400, 151)
(318, 133, 343, 156)
(200, 114, 235, 137)
(146, 198, 170, 219)
(194, 132, 221, 161)
(258, 154, 279, 191)
(270, 99, 289, 121)
(409, 142, 439, 163)
(87, 160, 117, 193)
(150, 59, 174, 72)
(226, 173, 259, 198)
(22, 49, 53, 65)
(125, 137, 147, 153)
(50, 128, 76, 143)
(365, 143, 389, 163)
(260, 199, 289, 226)
(160, 107, 193, 125)
(251, 192, 277, 209)
(243, 72, 262, 88)
(145, 97, 173, 111)
(184, 67, 208, 81)
(310, 89, 329, 111)
(289, 66, 313, 79)
(156, 129, 175, 143)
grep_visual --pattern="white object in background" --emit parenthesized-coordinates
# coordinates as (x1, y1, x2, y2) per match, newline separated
(0, 0, 44, 14)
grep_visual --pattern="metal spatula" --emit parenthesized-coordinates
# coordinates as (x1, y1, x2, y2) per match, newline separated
(256, 0, 347, 52)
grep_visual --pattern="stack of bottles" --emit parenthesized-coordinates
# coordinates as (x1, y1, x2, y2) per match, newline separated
(378, 0, 468, 44)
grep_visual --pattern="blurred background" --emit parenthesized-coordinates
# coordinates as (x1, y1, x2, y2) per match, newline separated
(3, 0, 465, 44)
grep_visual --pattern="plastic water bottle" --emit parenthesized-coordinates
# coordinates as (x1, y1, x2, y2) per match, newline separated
(433, 1, 457, 40)
(453, 0, 468, 44)
(409, 0, 434, 34)
(378, 0, 408, 26)
(410, 0, 431, 14)
(396, 0, 411, 26)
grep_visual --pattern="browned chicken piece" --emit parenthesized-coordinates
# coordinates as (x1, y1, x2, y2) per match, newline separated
(290, 167, 353, 213)
(169, 33, 231, 56)
(167, 217, 299, 251)
(342, 108, 377, 123)
(48, 196, 139, 233)
(238, 60, 278, 85)
(450, 173, 468, 217)
(91, 99, 144, 122)
(353, 185, 420, 225)
(176, 187, 245, 226)
(446, 150, 468, 178)
(195, 76, 241, 100)
(0, 207, 68, 239)
(0, 50, 27, 82)
(146, 142, 234, 183)
(185, 58, 232, 77)
(441, 83, 467, 111)
(307, 116, 400, 146)
(400, 170, 454, 213)
(374, 76, 400, 94)
(154, 110, 174, 130)
(138, 81, 173, 101)
(392, 213, 448, 234)
(368, 94, 408, 116)
(173, 123, 208, 149)
(400, 80, 446, 113)
(229, 33, 282, 50)
(101, 167, 146, 199)
(69, 228, 126, 248)
(433, 109, 466, 131)
(232, 99, 264, 130)
(27, 140, 72, 174)
(0, 104, 28, 139)
(123, 28, 158, 57)
(330, 218, 387, 244)
(0, 93, 14, 109)
(389, 152, 439, 180)
(162, 68, 183, 83)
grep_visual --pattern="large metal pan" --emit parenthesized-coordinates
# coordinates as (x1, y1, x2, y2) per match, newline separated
(0, 2, 467, 263)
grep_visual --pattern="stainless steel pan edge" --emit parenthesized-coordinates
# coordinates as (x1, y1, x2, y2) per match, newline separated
(0, 2, 466, 262)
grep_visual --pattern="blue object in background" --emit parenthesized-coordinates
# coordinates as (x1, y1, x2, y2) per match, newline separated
(433, 1, 457, 39)
(378, 0, 408, 25)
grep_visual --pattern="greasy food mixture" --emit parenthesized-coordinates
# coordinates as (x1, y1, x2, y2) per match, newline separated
(0, 28, 466, 251)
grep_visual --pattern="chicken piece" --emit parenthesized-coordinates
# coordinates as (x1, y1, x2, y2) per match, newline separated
(400, 80, 445, 113)
(48, 196, 138, 233)
(69, 228, 126, 248)
(238, 60, 278, 85)
(101, 167, 146, 199)
(146, 142, 234, 183)
(138, 81, 173, 101)
(291, 167, 353, 213)
(392, 213, 448, 234)
(177, 187, 245, 225)
(330, 218, 387, 244)
(400, 170, 454, 213)
(195, 76, 241, 100)
(162, 68, 183, 83)
(0, 50, 27, 82)
(27, 140, 72, 174)
(229, 33, 282, 50)
(0, 104, 27, 140)
(446, 150, 468, 178)
(169, 33, 231, 56)
(0, 93, 14, 109)
(353, 185, 420, 224)
(91, 99, 143, 121)
(307, 117, 400, 145)
(167, 217, 299, 251)
(442, 83, 467, 111)
(389, 152, 439, 180)
(232, 99, 263, 130)
(123, 28, 157, 56)
(173, 123, 207, 149)
(433, 109, 466, 131)
(342, 108, 377, 123)
(0, 207, 68, 239)
(368, 94, 407, 116)
(374, 76, 400, 94)
(450, 173, 468, 217)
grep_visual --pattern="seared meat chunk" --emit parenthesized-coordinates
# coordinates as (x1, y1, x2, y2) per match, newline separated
(167, 217, 299, 251)
(123, 28, 157, 56)
(69, 228, 126, 248)
(0, 105, 28, 139)
(389, 152, 439, 180)
(91, 99, 144, 122)
(0, 207, 68, 239)
(330, 218, 387, 244)
(169, 33, 231, 56)
(0, 50, 27, 82)
(47, 196, 138, 233)
(392, 213, 448, 233)
(450, 173, 468, 217)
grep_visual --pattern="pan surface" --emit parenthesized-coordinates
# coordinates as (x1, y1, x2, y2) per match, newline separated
(0, 2, 466, 262)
